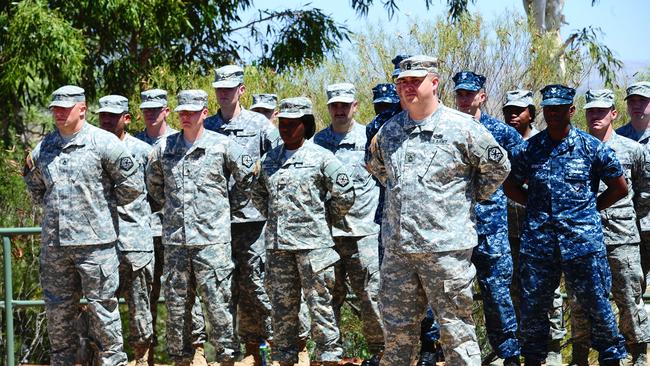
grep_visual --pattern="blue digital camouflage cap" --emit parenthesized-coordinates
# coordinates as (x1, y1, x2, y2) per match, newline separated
(453, 71, 486, 92)
(326, 83, 356, 104)
(584, 89, 615, 109)
(391, 54, 412, 79)
(174, 90, 208, 112)
(503, 89, 534, 108)
(97, 95, 129, 114)
(540, 84, 575, 106)
(624, 81, 650, 100)
(49, 85, 85, 108)
(212, 65, 244, 88)
(250, 93, 278, 110)
(140, 89, 168, 109)
(372, 83, 399, 104)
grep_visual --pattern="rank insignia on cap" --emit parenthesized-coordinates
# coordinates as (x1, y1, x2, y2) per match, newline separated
(120, 156, 135, 172)
(336, 173, 350, 187)
(487, 146, 504, 162)
(242, 154, 253, 168)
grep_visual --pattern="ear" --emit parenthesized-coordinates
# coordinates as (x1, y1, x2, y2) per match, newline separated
(569, 105, 576, 118)
(124, 113, 132, 125)
(611, 108, 618, 120)
(239, 84, 246, 95)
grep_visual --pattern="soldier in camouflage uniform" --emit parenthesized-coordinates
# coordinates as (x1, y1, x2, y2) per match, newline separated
(313, 83, 384, 364)
(24, 85, 143, 366)
(205, 66, 277, 364)
(97, 95, 155, 365)
(569, 89, 650, 366)
(146, 90, 256, 366)
(136, 89, 207, 365)
(367, 56, 511, 366)
(504, 84, 628, 366)
(252, 97, 354, 366)
(250, 93, 279, 122)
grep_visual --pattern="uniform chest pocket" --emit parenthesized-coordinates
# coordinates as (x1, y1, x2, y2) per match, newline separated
(563, 162, 592, 197)
(277, 164, 318, 193)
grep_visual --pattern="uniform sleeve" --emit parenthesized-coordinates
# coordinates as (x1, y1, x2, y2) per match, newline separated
(503, 125, 525, 158)
(22, 146, 46, 206)
(633, 146, 650, 228)
(102, 137, 143, 206)
(224, 139, 256, 193)
(145, 143, 165, 209)
(594, 143, 624, 180)
(262, 124, 281, 154)
(367, 129, 388, 185)
(509, 142, 530, 185)
(322, 155, 355, 221)
(468, 125, 512, 202)
(250, 160, 269, 217)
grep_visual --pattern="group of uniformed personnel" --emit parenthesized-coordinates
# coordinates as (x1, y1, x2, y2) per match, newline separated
(22, 51, 650, 366)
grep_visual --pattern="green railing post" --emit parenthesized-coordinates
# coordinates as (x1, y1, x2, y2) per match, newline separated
(3, 235, 15, 366)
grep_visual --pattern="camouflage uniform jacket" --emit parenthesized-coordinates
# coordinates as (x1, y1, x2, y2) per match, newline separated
(313, 122, 379, 237)
(252, 140, 355, 250)
(204, 109, 280, 223)
(507, 127, 539, 238)
(599, 132, 650, 245)
(616, 122, 650, 232)
(118, 134, 154, 251)
(365, 104, 402, 163)
(475, 112, 525, 236)
(146, 130, 255, 246)
(134, 126, 179, 146)
(510, 127, 623, 260)
(367, 106, 511, 254)
(24, 122, 142, 246)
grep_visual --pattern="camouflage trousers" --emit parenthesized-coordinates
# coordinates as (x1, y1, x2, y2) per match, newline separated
(266, 248, 343, 364)
(40, 243, 127, 366)
(332, 234, 384, 353)
(519, 251, 627, 363)
(150, 237, 206, 350)
(640, 232, 650, 295)
(472, 231, 520, 359)
(379, 249, 481, 366)
(568, 244, 650, 346)
(163, 244, 237, 362)
(298, 293, 311, 340)
(117, 250, 154, 347)
(231, 222, 273, 343)
(509, 235, 566, 342)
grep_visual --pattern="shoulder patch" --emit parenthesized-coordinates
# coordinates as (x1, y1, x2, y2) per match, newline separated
(336, 173, 350, 187)
(242, 154, 253, 168)
(487, 146, 504, 162)
(120, 156, 135, 173)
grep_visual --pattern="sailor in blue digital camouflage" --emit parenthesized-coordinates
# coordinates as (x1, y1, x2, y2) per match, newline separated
(136, 88, 207, 363)
(566, 89, 650, 366)
(146, 89, 256, 365)
(97, 95, 155, 365)
(251, 97, 354, 366)
(23, 85, 143, 366)
(504, 84, 628, 366)
(453, 71, 524, 366)
(250, 93, 279, 122)
(615, 81, 650, 300)
(502, 89, 566, 366)
(313, 83, 384, 364)
(205, 66, 278, 362)
(367, 56, 510, 366)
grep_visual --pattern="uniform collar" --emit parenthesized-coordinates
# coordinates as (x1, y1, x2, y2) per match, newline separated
(402, 106, 442, 133)
(324, 121, 360, 144)
(55, 122, 90, 149)
(173, 129, 210, 155)
(542, 125, 578, 156)
(279, 140, 310, 167)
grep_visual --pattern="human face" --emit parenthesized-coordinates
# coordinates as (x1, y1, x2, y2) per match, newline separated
(395, 74, 437, 107)
(141, 107, 169, 128)
(215, 84, 245, 108)
(503, 106, 532, 135)
(251, 107, 276, 121)
(51, 103, 86, 134)
(99, 112, 130, 138)
(543, 104, 575, 129)
(278, 117, 305, 148)
(328, 101, 357, 126)
(373, 102, 395, 115)
(178, 109, 207, 131)
(586, 107, 617, 133)
(454, 89, 485, 116)
(626, 95, 650, 121)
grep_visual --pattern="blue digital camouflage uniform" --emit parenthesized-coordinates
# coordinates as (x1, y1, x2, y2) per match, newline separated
(25, 85, 142, 365)
(510, 126, 628, 363)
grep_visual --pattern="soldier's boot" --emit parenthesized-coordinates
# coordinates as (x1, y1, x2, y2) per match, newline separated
(503, 356, 521, 366)
(297, 339, 310, 366)
(630, 342, 647, 366)
(127, 345, 150, 366)
(545, 340, 563, 366)
(417, 340, 438, 366)
(191, 344, 208, 366)
(570, 343, 589, 366)
(360, 351, 382, 366)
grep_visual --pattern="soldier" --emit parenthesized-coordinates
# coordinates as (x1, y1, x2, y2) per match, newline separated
(569, 89, 650, 366)
(205, 66, 277, 363)
(453, 71, 524, 366)
(136, 89, 207, 365)
(252, 97, 354, 366)
(504, 84, 628, 366)
(250, 93, 279, 122)
(367, 55, 511, 365)
(146, 90, 256, 366)
(615, 81, 650, 294)
(313, 83, 384, 364)
(97, 95, 155, 365)
(23, 85, 142, 365)
(502, 90, 565, 366)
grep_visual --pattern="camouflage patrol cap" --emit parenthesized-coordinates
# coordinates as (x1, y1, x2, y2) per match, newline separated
(391, 54, 412, 80)
(49, 85, 85, 108)
(212, 65, 244, 88)
(277, 97, 316, 139)
(174, 90, 208, 112)
(584, 89, 615, 109)
(503, 89, 534, 108)
(453, 71, 486, 92)
(540, 84, 575, 106)
(250, 93, 278, 110)
(372, 83, 399, 104)
(97, 95, 129, 114)
(140, 89, 168, 109)
(624, 81, 650, 100)
(397, 55, 439, 80)
(326, 83, 356, 104)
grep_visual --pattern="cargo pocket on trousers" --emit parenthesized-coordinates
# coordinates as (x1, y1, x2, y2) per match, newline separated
(443, 276, 473, 311)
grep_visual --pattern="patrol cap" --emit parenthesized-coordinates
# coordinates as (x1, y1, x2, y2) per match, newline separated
(540, 84, 575, 107)
(326, 83, 356, 104)
(397, 55, 439, 80)
(250, 93, 278, 110)
(372, 83, 399, 104)
(49, 85, 85, 108)
(624, 81, 650, 100)
(503, 89, 534, 108)
(584, 89, 615, 109)
(97, 95, 129, 114)
(140, 89, 168, 109)
(212, 65, 244, 88)
(453, 71, 486, 92)
(391, 54, 412, 79)
(277, 97, 315, 139)
(174, 90, 208, 112)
